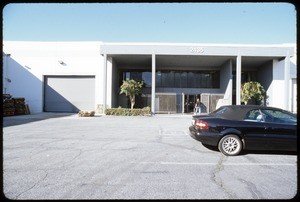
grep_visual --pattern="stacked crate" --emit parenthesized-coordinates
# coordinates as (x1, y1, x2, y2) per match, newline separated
(13, 98, 26, 115)
(3, 94, 30, 116)
(3, 94, 15, 116)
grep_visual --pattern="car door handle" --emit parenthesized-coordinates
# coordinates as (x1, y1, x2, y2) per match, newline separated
(264, 126, 273, 130)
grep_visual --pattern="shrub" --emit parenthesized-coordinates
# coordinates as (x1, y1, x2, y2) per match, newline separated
(78, 110, 95, 117)
(241, 81, 265, 105)
(105, 106, 151, 116)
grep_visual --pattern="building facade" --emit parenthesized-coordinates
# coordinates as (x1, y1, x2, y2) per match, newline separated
(2, 41, 297, 114)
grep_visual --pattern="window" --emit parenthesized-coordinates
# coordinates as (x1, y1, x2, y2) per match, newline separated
(142, 72, 152, 87)
(244, 109, 297, 124)
(212, 71, 220, 88)
(195, 73, 201, 88)
(244, 109, 261, 121)
(123, 72, 130, 80)
(130, 72, 142, 80)
(174, 72, 181, 88)
(187, 72, 195, 88)
(201, 73, 211, 88)
(161, 71, 174, 87)
(121, 70, 220, 89)
(180, 72, 188, 88)
(261, 109, 297, 124)
(156, 71, 162, 87)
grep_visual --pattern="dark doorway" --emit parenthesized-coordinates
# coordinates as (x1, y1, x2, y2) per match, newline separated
(184, 94, 200, 113)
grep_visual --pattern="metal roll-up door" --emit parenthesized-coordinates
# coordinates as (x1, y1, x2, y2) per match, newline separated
(44, 76, 95, 112)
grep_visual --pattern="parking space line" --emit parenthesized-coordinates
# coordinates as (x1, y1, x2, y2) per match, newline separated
(138, 161, 296, 166)
(223, 163, 296, 166)
(139, 161, 215, 165)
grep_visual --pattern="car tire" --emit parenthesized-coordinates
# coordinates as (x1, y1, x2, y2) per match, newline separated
(218, 135, 242, 156)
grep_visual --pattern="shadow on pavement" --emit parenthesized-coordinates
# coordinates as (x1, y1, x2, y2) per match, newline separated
(202, 143, 297, 156)
(241, 150, 297, 156)
(2, 112, 76, 127)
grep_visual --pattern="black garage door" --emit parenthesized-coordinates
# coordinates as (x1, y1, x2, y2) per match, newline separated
(44, 76, 95, 112)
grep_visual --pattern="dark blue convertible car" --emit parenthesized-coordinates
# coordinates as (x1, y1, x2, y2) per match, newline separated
(189, 105, 297, 156)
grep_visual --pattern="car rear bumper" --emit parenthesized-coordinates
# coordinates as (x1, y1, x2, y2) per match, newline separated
(189, 125, 221, 146)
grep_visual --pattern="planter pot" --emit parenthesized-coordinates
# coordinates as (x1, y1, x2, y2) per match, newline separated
(246, 98, 256, 105)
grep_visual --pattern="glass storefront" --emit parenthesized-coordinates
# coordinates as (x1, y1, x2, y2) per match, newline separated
(121, 70, 220, 89)
(119, 69, 221, 113)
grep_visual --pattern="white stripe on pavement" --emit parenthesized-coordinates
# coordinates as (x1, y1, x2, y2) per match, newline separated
(138, 161, 296, 166)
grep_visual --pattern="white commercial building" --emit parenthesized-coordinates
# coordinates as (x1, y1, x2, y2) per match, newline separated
(2, 41, 297, 114)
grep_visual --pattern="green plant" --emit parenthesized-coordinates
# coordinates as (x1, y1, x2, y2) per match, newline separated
(105, 106, 151, 116)
(120, 79, 144, 110)
(241, 81, 265, 105)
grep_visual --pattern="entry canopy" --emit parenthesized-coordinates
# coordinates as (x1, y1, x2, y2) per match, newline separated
(100, 43, 294, 69)
(100, 43, 294, 57)
(110, 54, 281, 70)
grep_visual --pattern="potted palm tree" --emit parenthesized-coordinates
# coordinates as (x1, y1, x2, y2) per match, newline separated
(241, 81, 265, 105)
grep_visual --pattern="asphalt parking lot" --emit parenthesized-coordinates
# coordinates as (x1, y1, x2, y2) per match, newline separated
(3, 113, 298, 199)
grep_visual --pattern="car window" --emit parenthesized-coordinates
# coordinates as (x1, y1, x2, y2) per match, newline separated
(244, 109, 262, 122)
(260, 109, 297, 124)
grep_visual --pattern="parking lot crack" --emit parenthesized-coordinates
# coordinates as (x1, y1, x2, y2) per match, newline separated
(15, 169, 48, 199)
(62, 148, 83, 168)
(211, 155, 237, 199)
(239, 178, 263, 199)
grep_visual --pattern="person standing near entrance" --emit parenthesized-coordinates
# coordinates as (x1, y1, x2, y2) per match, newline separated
(194, 98, 201, 115)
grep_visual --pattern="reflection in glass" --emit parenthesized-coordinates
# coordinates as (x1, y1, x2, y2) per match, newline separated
(142, 72, 151, 87)
(181, 72, 187, 88)
(156, 71, 162, 87)
(121, 70, 220, 89)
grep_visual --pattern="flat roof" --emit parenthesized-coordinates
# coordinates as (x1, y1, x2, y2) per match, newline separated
(3, 41, 295, 58)
(100, 42, 295, 57)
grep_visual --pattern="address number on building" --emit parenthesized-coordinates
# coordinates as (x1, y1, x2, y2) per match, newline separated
(190, 47, 204, 53)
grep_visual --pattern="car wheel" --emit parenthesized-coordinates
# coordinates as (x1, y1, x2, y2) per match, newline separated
(218, 135, 242, 156)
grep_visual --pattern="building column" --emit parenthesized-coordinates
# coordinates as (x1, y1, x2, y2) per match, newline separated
(228, 60, 233, 105)
(284, 54, 290, 111)
(236, 55, 242, 105)
(102, 54, 107, 114)
(151, 54, 156, 114)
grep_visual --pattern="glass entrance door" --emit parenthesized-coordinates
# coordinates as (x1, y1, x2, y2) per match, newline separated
(184, 94, 200, 113)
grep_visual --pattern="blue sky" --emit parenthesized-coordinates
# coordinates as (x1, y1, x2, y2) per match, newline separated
(3, 3, 296, 44)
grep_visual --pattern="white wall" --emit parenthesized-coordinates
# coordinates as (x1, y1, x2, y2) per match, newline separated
(267, 43, 296, 112)
(270, 57, 296, 111)
(257, 61, 273, 106)
(3, 41, 296, 113)
(290, 47, 297, 113)
(270, 59, 286, 109)
(3, 41, 103, 114)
